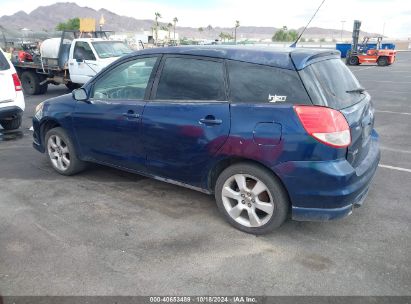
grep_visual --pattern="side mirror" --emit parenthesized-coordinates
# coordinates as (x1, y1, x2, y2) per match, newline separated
(76, 58, 84, 63)
(72, 88, 88, 101)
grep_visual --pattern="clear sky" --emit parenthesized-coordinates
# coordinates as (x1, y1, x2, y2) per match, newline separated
(1, 0, 410, 38)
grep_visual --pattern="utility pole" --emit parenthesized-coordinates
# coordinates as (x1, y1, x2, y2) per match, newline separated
(340, 20, 346, 42)
(382, 22, 386, 37)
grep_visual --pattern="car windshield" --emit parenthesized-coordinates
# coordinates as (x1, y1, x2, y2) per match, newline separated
(92, 41, 133, 59)
(299, 58, 364, 109)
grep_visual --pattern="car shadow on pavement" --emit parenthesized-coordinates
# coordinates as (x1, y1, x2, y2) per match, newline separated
(0, 129, 24, 142)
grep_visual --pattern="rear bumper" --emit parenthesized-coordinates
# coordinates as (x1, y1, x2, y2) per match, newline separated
(292, 186, 369, 221)
(0, 106, 23, 120)
(274, 131, 380, 221)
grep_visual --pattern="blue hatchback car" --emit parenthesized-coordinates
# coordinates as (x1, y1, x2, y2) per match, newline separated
(33, 46, 380, 234)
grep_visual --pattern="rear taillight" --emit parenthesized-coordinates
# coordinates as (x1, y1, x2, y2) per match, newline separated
(12, 73, 22, 91)
(294, 105, 351, 148)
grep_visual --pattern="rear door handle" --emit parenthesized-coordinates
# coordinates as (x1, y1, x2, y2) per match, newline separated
(199, 116, 222, 125)
(123, 110, 140, 119)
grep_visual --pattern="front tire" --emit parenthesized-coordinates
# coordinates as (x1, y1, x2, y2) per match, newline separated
(348, 56, 359, 65)
(377, 56, 388, 66)
(45, 127, 86, 176)
(215, 163, 289, 234)
(0, 116, 22, 130)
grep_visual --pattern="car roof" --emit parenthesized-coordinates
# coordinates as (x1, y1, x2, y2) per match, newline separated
(74, 38, 121, 42)
(132, 46, 340, 70)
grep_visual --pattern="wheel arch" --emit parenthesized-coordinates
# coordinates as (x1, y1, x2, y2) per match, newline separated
(207, 157, 290, 201)
(40, 118, 61, 145)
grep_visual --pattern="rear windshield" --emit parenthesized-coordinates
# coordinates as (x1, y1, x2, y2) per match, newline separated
(299, 58, 364, 109)
(0, 50, 10, 71)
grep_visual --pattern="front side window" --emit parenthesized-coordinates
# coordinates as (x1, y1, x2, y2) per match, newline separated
(227, 60, 310, 104)
(92, 56, 158, 100)
(155, 57, 226, 101)
(73, 42, 96, 61)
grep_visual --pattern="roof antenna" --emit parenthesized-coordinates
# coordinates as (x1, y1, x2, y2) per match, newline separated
(290, 0, 326, 48)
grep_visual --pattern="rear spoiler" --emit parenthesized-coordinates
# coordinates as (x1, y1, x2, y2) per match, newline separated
(291, 50, 341, 70)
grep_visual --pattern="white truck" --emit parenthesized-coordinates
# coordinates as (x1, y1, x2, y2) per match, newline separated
(12, 31, 134, 95)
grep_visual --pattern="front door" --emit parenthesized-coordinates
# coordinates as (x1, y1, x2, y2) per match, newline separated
(141, 56, 230, 187)
(68, 41, 99, 84)
(72, 56, 159, 171)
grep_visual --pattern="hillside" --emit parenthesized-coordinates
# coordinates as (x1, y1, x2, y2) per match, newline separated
(0, 2, 380, 40)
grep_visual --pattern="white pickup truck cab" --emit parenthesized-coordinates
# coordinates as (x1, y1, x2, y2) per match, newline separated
(13, 34, 133, 95)
(67, 38, 132, 84)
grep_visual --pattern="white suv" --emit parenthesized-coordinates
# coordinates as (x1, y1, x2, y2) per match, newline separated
(0, 48, 25, 130)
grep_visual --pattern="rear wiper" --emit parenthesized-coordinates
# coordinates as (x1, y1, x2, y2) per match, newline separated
(346, 87, 365, 93)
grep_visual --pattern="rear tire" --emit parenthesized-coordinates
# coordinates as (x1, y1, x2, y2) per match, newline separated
(45, 127, 86, 176)
(21, 71, 41, 95)
(214, 162, 289, 235)
(38, 83, 48, 94)
(377, 56, 388, 66)
(348, 56, 359, 65)
(0, 116, 22, 130)
(65, 82, 81, 91)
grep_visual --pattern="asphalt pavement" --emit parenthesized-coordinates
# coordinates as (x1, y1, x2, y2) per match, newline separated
(0, 52, 410, 296)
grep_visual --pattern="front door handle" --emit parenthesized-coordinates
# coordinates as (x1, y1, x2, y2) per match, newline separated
(123, 110, 140, 119)
(199, 115, 222, 125)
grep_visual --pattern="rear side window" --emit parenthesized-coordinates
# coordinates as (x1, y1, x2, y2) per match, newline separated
(227, 60, 310, 104)
(299, 58, 363, 109)
(0, 50, 10, 71)
(155, 57, 226, 101)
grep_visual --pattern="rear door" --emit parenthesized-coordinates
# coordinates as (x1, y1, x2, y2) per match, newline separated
(299, 58, 375, 168)
(140, 55, 230, 187)
(0, 49, 15, 103)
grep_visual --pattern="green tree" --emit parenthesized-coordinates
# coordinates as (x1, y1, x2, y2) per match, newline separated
(272, 27, 299, 42)
(288, 30, 298, 41)
(154, 12, 162, 45)
(234, 20, 240, 44)
(56, 17, 80, 31)
(272, 29, 287, 41)
(319, 37, 326, 42)
(219, 32, 233, 42)
(198, 27, 204, 32)
(172, 17, 178, 41)
(167, 22, 173, 41)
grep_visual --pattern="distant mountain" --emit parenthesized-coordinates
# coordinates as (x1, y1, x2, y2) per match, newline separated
(0, 2, 380, 40)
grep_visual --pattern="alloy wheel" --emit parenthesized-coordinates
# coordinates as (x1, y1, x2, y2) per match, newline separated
(47, 135, 70, 171)
(221, 174, 275, 227)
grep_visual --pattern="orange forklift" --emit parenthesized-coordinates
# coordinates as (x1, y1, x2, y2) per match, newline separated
(346, 20, 396, 66)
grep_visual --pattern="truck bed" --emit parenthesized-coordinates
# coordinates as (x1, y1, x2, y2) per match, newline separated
(13, 60, 66, 72)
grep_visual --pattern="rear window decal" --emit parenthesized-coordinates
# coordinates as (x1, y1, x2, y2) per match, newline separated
(268, 94, 287, 103)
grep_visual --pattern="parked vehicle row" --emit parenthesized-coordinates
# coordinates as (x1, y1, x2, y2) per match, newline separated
(32, 46, 380, 234)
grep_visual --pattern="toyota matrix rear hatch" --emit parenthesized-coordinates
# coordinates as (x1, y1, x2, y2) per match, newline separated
(298, 56, 376, 169)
